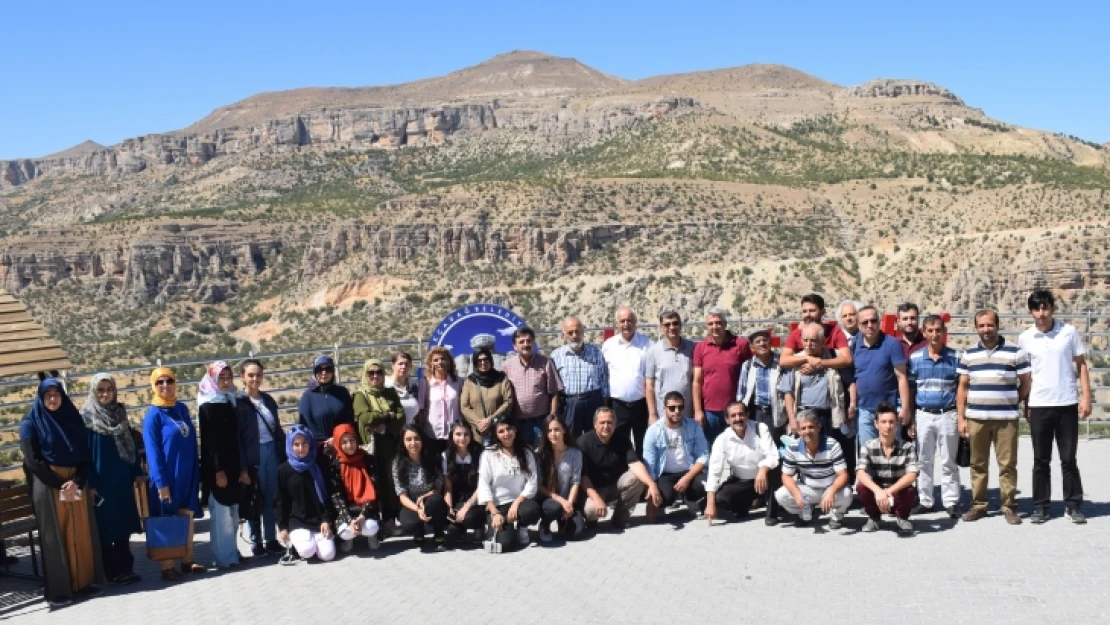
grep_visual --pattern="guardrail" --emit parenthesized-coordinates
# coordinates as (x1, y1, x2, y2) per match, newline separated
(2, 311, 1109, 470)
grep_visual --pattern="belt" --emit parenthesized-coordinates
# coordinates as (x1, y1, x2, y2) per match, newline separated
(562, 389, 602, 400)
(798, 406, 831, 413)
(918, 406, 956, 414)
(610, 397, 645, 406)
(753, 405, 773, 413)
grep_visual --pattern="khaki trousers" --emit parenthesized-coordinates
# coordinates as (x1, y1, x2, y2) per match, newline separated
(968, 418, 1018, 510)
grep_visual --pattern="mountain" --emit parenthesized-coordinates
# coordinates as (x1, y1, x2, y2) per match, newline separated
(40, 140, 105, 160)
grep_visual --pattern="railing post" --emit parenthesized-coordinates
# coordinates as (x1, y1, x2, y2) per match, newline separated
(333, 343, 341, 384)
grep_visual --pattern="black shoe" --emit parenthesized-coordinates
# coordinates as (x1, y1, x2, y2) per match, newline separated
(433, 536, 447, 552)
(413, 534, 426, 547)
(76, 585, 102, 598)
(265, 540, 284, 552)
(765, 516, 779, 526)
(1030, 507, 1049, 524)
(48, 597, 71, 608)
(946, 505, 960, 519)
(911, 504, 933, 516)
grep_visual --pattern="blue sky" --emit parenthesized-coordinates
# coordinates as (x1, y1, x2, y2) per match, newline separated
(3, 0, 1107, 159)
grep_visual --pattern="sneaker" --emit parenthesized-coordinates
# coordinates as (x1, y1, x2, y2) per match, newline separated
(539, 526, 553, 543)
(340, 538, 355, 553)
(895, 518, 914, 535)
(433, 536, 447, 552)
(686, 496, 707, 519)
(251, 543, 267, 557)
(366, 535, 381, 550)
(827, 517, 842, 530)
(961, 507, 988, 522)
(1029, 507, 1049, 524)
(483, 539, 503, 554)
(946, 505, 960, 519)
(863, 518, 880, 532)
(1065, 508, 1087, 524)
(571, 512, 585, 537)
(911, 504, 933, 516)
(48, 597, 72, 608)
(1002, 507, 1022, 525)
(413, 534, 425, 547)
(517, 528, 530, 547)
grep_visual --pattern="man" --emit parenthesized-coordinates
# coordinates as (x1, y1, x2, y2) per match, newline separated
(958, 309, 1031, 525)
(907, 315, 961, 518)
(856, 402, 919, 535)
(897, 302, 928, 359)
(645, 311, 696, 424)
(854, 305, 911, 448)
(551, 316, 609, 438)
(1019, 290, 1091, 524)
(736, 329, 785, 443)
(838, 300, 861, 350)
(780, 293, 852, 372)
(578, 407, 659, 529)
(602, 306, 653, 455)
(641, 392, 709, 521)
(692, 307, 753, 443)
(705, 402, 781, 526)
(774, 410, 853, 529)
(779, 323, 857, 478)
(502, 326, 563, 448)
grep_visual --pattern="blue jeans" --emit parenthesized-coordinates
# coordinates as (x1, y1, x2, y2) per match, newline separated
(518, 419, 544, 450)
(207, 497, 240, 567)
(856, 407, 879, 450)
(248, 440, 279, 545)
(704, 410, 727, 444)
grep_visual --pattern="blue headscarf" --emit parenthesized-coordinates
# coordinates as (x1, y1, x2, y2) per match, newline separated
(285, 425, 326, 504)
(21, 378, 90, 466)
(307, 355, 336, 391)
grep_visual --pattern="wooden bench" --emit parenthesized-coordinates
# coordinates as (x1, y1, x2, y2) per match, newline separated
(0, 483, 42, 579)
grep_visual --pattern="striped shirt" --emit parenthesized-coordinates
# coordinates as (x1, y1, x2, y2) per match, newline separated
(857, 438, 919, 488)
(781, 437, 846, 488)
(957, 338, 1030, 420)
(550, 343, 610, 397)
(907, 346, 961, 410)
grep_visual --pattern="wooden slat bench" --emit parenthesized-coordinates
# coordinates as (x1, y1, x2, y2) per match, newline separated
(0, 483, 43, 580)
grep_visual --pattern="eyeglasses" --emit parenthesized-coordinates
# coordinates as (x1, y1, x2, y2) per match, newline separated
(155, 379, 175, 387)
(665, 405, 684, 412)
(860, 319, 879, 326)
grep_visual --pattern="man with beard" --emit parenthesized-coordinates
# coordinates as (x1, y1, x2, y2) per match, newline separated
(502, 326, 563, 448)
(552, 316, 609, 438)
(641, 392, 709, 521)
(897, 303, 928, 359)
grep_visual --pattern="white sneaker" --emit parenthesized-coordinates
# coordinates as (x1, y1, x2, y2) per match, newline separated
(340, 538, 354, 553)
(517, 528, 530, 547)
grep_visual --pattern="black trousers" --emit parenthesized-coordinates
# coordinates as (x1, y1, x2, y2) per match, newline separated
(656, 471, 707, 509)
(752, 406, 786, 448)
(714, 471, 782, 519)
(561, 390, 605, 438)
(1030, 405, 1084, 509)
(486, 500, 542, 549)
(101, 539, 135, 579)
(399, 493, 448, 538)
(449, 504, 486, 531)
(611, 397, 649, 457)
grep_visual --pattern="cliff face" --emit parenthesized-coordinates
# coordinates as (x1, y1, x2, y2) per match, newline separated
(845, 79, 963, 103)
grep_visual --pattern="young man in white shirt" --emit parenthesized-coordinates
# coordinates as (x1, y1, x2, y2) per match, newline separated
(704, 402, 781, 526)
(1018, 290, 1091, 524)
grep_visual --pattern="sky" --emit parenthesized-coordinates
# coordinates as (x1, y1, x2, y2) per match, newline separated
(2, 0, 1107, 159)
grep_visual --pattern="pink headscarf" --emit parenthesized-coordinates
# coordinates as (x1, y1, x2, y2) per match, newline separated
(196, 361, 236, 406)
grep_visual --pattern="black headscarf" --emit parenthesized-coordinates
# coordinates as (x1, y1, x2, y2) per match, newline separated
(468, 348, 504, 388)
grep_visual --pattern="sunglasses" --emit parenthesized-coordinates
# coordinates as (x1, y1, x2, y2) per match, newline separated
(367, 370, 384, 376)
(475, 358, 492, 364)
(665, 405, 684, 412)
(317, 366, 335, 373)
(155, 379, 175, 386)
(860, 319, 879, 326)
(661, 321, 680, 328)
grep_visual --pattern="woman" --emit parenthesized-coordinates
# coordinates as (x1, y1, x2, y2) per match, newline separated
(275, 425, 337, 562)
(477, 417, 541, 553)
(81, 373, 142, 585)
(298, 355, 353, 444)
(385, 351, 420, 426)
(325, 424, 380, 553)
(418, 346, 461, 459)
(142, 367, 205, 581)
(459, 347, 514, 444)
(442, 421, 485, 542)
(352, 358, 404, 529)
(197, 361, 245, 569)
(21, 378, 104, 605)
(237, 358, 285, 556)
(535, 415, 584, 542)
(392, 424, 448, 552)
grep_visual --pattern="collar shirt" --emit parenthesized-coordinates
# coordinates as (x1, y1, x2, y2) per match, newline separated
(551, 343, 609, 397)
(907, 346, 960, 410)
(957, 337, 1031, 420)
(901, 332, 928, 359)
(645, 338, 696, 418)
(1019, 321, 1087, 407)
(858, 438, 919, 489)
(705, 422, 779, 492)
(502, 353, 563, 419)
(602, 332, 652, 402)
(781, 436, 846, 488)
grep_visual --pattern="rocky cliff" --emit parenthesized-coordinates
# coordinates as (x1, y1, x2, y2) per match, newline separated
(845, 79, 963, 103)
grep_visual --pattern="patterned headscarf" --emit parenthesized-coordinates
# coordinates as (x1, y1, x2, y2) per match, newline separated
(80, 373, 136, 463)
(197, 361, 236, 406)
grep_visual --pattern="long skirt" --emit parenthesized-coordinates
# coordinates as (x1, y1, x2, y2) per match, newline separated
(29, 465, 105, 600)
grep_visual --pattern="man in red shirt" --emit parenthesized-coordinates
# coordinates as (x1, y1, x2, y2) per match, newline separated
(693, 307, 753, 443)
(897, 302, 928, 359)
(780, 294, 853, 374)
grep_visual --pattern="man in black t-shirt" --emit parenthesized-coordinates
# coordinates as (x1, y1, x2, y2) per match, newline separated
(578, 407, 659, 529)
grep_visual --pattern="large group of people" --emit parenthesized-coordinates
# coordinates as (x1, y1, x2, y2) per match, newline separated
(17, 289, 1094, 607)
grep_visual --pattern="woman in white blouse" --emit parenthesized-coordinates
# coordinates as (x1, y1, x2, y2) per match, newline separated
(477, 416, 541, 553)
(418, 346, 462, 459)
(385, 351, 421, 425)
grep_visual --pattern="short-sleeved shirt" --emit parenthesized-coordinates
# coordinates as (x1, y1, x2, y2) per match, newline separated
(502, 353, 563, 419)
(857, 438, 919, 488)
(781, 437, 846, 488)
(577, 430, 639, 490)
(907, 347, 960, 410)
(551, 344, 609, 397)
(901, 333, 928, 359)
(853, 333, 907, 410)
(693, 333, 753, 412)
(1018, 321, 1087, 407)
(957, 338, 1031, 420)
(549, 447, 583, 499)
(602, 333, 651, 402)
(785, 320, 849, 353)
(644, 338, 696, 418)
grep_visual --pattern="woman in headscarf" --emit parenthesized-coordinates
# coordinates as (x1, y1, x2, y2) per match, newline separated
(237, 358, 285, 557)
(385, 351, 420, 425)
(275, 425, 337, 562)
(353, 358, 404, 532)
(298, 355, 353, 445)
(460, 347, 514, 445)
(197, 361, 245, 569)
(81, 373, 142, 586)
(324, 423, 379, 553)
(21, 378, 105, 606)
(417, 346, 461, 459)
(142, 367, 206, 581)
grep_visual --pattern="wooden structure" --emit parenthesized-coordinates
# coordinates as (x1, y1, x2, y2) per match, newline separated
(0, 289, 72, 378)
(0, 483, 40, 579)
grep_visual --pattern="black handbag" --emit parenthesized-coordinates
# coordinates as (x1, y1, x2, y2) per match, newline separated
(238, 472, 264, 520)
(956, 437, 971, 468)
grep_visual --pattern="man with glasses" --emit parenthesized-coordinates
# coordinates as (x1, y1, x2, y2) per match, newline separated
(736, 329, 785, 445)
(908, 315, 962, 518)
(642, 392, 709, 521)
(853, 306, 911, 449)
(1018, 290, 1090, 524)
(602, 306, 653, 455)
(704, 402, 781, 525)
(780, 293, 852, 373)
(502, 326, 563, 448)
(692, 307, 753, 443)
(552, 316, 609, 438)
(645, 311, 696, 426)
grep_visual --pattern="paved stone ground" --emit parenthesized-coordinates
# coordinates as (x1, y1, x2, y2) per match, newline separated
(3, 437, 1110, 625)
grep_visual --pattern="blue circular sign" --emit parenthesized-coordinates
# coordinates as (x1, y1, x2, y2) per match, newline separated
(428, 304, 529, 357)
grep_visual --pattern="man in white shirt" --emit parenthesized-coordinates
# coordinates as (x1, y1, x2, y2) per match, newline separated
(704, 402, 781, 526)
(1018, 290, 1091, 524)
(602, 306, 652, 456)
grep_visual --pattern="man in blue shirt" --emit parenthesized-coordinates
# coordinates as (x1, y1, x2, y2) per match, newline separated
(907, 315, 961, 518)
(853, 306, 911, 449)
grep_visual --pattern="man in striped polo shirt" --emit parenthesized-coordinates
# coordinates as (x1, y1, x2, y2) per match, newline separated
(774, 410, 852, 529)
(908, 314, 962, 518)
(856, 402, 919, 535)
(957, 309, 1031, 524)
